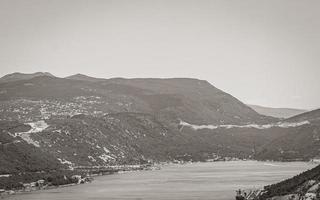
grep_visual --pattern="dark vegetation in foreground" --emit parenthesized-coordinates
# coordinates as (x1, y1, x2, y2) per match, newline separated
(259, 164, 320, 199)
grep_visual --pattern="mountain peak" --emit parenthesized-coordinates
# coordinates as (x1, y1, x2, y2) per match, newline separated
(65, 73, 106, 82)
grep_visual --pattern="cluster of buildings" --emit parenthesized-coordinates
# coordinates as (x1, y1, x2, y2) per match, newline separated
(0, 97, 107, 122)
(22, 179, 45, 191)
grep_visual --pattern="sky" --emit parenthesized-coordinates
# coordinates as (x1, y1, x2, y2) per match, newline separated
(0, 0, 319, 110)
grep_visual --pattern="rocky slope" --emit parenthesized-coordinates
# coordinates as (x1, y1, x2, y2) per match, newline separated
(259, 164, 320, 200)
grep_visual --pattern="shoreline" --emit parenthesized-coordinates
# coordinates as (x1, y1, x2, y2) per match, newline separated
(0, 160, 317, 199)
(0, 163, 159, 199)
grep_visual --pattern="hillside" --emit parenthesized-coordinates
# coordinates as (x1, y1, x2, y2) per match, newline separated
(106, 78, 275, 124)
(0, 75, 273, 125)
(0, 112, 268, 172)
(0, 121, 63, 174)
(0, 112, 295, 171)
(248, 104, 307, 118)
(26, 113, 185, 166)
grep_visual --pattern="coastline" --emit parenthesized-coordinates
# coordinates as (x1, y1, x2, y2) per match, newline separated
(0, 160, 317, 199)
(0, 163, 159, 199)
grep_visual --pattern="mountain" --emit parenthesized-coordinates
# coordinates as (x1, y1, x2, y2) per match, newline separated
(107, 78, 276, 124)
(0, 72, 54, 83)
(0, 75, 273, 125)
(0, 73, 278, 173)
(2, 73, 319, 164)
(65, 73, 106, 82)
(1, 72, 320, 195)
(248, 104, 307, 119)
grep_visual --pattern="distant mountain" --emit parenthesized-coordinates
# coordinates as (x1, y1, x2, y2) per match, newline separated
(0, 72, 54, 83)
(248, 104, 307, 118)
(284, 108, 320, 124)
(65, 73, 106, 82)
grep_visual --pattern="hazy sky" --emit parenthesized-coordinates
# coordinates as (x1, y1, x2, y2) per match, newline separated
(0, 0, 319, 109)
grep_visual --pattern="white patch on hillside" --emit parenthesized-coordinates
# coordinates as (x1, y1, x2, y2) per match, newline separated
(99, 154, 115, 162)
(57, 158, 73, 165)
(103, 147, 110, 153)
(88, 156, 96, 162)
(179, 120, 310, 130)
(19, 134, 40, 147)
(0, 174, 11, 178)
(25, 120, 49, 133)
(17, 120, 49, 147)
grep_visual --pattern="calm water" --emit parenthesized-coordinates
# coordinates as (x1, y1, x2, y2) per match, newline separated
(5, 161, 317, 200)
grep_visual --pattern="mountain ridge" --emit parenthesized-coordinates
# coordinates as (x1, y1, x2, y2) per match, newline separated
(0, 72, 54, 83)
(0, 74, 272, 125)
